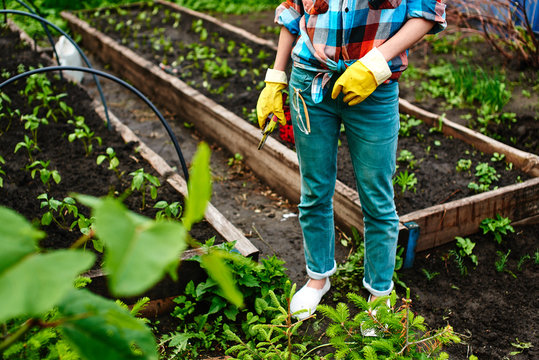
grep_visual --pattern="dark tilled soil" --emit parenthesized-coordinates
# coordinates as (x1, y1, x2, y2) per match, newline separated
(0, 26, 219, 259)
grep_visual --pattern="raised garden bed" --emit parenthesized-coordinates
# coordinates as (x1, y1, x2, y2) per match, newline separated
(0, 21, 257, 303)
(62, 0, 539, 252)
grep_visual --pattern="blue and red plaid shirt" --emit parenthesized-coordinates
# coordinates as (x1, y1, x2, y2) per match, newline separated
(276, 0, 447, 103)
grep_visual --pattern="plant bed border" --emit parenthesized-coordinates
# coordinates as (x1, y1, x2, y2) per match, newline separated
(3, 19, 258, 304)
(61, 1, 539, 253)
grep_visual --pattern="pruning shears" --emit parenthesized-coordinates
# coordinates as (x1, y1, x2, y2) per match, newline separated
(257, 113, 279, 150)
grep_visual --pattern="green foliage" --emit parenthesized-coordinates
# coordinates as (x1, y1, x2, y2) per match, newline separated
(128, 168, 161, 209)
(393, 170, 418, 194)
(448, 237, 478, 276)
(479, 214, 515, 244)
(28, 160, 61, 189)
(495, 250, 516, 278)
(397, 149, 418, 169)
(0, 155, 6, 188)
(37, 193, 78, 229)
(421, 268, 440, 281)
(398, 114, 422, 137)
(468, 162, 500, 193)
(21, 113, 49, 143)
(314, 291, 459, 359)
(67, 116, 102, 156)
(14, 134, 40, 163)
(162, 246, 290, 358)
(154, 200, 183, 221)
(455, 158, 472, 173)
(96, 147, 123, 179)
(183, 142, 211, 231)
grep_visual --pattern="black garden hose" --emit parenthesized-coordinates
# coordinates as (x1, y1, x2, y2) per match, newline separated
(0, 65, 190, 182)
(0, 9, 112, 130)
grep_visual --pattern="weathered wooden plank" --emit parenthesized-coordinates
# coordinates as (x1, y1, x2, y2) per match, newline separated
(92, 102, 259, 258)
(400, 177, 539, 251)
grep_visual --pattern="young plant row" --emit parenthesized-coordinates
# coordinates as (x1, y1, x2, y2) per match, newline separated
(80, 3, 273, 121)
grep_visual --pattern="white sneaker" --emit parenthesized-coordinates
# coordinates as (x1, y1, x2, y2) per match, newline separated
(361, 295, 390, 337)
(289, 278, 331, 320)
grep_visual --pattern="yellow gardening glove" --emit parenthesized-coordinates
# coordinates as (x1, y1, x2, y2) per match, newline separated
(256, 69, 288, 129)
(331, 47, 392, 106)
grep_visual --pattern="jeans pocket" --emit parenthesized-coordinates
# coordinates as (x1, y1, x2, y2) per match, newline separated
(368, 0, 402, 10)
(290, 68, 313, 94)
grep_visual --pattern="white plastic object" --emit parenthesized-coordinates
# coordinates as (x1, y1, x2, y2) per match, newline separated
(54, 36, 84, 83)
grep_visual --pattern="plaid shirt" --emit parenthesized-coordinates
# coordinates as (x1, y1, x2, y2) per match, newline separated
(276, 0, 446, 103)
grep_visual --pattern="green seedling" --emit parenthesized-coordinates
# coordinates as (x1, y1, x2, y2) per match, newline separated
(449, 236, 478, 275)
(517, 254, 531, 271)
(23, 72, 51, 105)
(191, 19, 208, 41)
(37, 193, 78, 230)
(399, 113, 422, 137)
(0, 92, 18, 134)
(490, 152, 505, 162)
(0, 155, 5, 188)
(203, 58, 236, 79)
(455, 158, 472, 173)
(421, 268, 440, 281)
(393, 170, 418, 193)
(96, 147, 123, 179)
(21, 113, 49, 143)
(68, 116, 102, 156)
(34, 88, 71, 123)
(14, 135, 40, 163)
(128, 168, 161, 209)
(479, 214, 514, 244)
(510, 338, 533, 356)
(238, 43, 253, 64)
(468, 162, 500, 193)
(228, 153, 244, 167)
(154, 200, 183, 221)
(495, 250, 516, 278)
(28, 160, 61, 189)
(397, 149, 418, 169)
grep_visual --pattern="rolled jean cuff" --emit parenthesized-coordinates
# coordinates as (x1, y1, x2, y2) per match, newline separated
(363, 278, 394, 297)
(306, 261, 337, 280)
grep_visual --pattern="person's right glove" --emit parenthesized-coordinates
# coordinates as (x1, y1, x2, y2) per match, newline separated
(256, 69, 288, 129)
(331, 47, 392, 106)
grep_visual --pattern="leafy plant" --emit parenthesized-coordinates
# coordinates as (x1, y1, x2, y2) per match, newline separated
(154, 200, 182, 221)
(0, 155, 5, 188)
(128, 168, 161, 209)
(28, 160, 61, 188)
(421, 268, 440, 281)
(449, 236, 478, 275)
(495, 250, 516, 278)
(490, 152, 505, 162)
(397, 149, 418, 169)
(14, 134, 40, 163)
(399, 113, 422, 137)
(468, 162, 500, 193)
(21, 113, 49, 144)
(455, 158, 472, 172)
(37, 193, 78, 229)
(96, 147, 123, 179)
(393, 170, 418, 193)
(479, 214, 515, 244)
(67, 116, 102, 156)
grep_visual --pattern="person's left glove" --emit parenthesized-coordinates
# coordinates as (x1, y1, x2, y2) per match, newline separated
(256, 69, 288, 129)
(331, 47, 392, 106)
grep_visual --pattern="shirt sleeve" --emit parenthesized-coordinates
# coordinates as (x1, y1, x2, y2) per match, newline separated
(275, 1, 304, 35)
(406, 0, 447, 34)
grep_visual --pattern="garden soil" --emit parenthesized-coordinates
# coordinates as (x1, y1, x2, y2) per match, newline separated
(2, 8, 538, 359)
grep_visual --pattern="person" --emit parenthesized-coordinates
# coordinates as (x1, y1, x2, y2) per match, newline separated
(256, 0, 446, 321)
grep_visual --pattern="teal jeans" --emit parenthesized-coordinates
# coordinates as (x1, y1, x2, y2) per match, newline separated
(289, 66, 400, 297)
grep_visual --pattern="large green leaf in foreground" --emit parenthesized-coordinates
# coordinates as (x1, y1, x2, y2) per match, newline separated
(0, 250, 95, 322)
(0, 206, 44, 274)
(182, 141, 211, 231)
(91, 197, 187, 297)
(58, 289, 158, 360)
